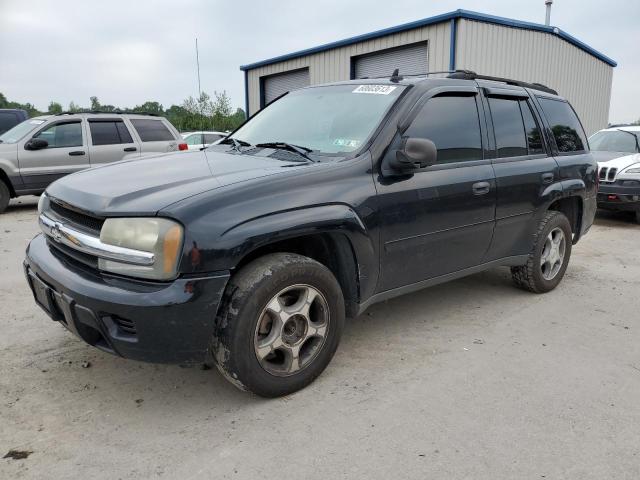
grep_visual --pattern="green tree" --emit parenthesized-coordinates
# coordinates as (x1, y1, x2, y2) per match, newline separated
(68, 101, 81, 112)
(48, 101, 63, 114)
(133, 101, 164, 115)
(90, 96, 101, 111)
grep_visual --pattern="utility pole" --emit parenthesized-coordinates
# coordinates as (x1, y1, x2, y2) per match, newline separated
(195, 37, 202, 98)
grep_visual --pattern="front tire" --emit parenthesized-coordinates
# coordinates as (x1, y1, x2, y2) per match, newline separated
(211, 253, 345, 397)
(511, 211, 572, 293)
(0, 180, 10, 214)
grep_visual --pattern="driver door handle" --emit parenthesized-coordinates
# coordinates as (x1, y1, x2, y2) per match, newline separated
(123, 147, 137, 152)
(68, 151, 85, 156)
(472, 181, 491, 195)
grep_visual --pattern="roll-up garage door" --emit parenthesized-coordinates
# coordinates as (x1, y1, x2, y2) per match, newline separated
(354, 42, 428, 79)
(263, 68, 310, 106)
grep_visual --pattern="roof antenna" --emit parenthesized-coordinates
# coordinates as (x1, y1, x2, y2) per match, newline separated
(390, 68, 403, 83)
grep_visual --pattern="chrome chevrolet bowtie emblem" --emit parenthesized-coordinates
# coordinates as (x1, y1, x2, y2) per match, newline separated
(51, 222, 63, 242)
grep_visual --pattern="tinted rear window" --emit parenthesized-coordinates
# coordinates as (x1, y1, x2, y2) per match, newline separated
(520, 100, 544, 155)
(130, 119, 175, 142)
(538, 98, 587, 153)
(89, 120, 134, 145)
(489, 97, 528, 158)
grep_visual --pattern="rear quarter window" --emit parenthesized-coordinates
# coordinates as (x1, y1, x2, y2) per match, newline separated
(130, 119, 175, 142)
(538, 98, 587, 154)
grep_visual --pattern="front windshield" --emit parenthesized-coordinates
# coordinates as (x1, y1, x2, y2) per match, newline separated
(589, 130, 639, 153)
(0, 118, 47, 144)
(230, 84, 406, 155)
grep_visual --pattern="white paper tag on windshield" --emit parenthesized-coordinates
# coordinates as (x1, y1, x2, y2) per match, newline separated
(352, 85, 397, 95)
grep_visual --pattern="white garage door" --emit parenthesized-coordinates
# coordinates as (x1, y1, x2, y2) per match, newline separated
(354, 42, 429, 79)
(263, 69, 310, 106)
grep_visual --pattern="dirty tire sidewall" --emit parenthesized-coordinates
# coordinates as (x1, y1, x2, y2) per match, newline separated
(512, 211, 572, 293)
(212, 253, 345, 397)
(0, 181, 10, 214)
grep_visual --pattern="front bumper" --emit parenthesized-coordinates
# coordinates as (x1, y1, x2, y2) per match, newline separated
(597, 181, 640, 211)
(24, 234, 230, 364)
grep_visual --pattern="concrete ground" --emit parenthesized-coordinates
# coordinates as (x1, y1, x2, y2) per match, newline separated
(1, 196, 639, 480)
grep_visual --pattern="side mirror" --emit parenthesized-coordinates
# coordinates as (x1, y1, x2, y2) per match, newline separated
(390, 137, 437, 171)
(25, 138, 48, 150)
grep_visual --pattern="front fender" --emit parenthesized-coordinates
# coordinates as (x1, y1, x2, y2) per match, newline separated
(228, 204, 373, 276)
(183, 204, 378, 301)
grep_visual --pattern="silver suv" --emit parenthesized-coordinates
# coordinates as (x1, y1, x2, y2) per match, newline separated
(0, 112, 184, 213)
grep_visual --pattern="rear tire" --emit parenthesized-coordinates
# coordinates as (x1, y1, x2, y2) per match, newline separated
(211, 253, 345, 397)
(0, 180, 10, 214)
(511, 211, 572, 293)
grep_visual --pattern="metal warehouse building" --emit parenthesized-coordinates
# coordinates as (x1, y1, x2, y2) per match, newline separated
(240, 9, 616, 135)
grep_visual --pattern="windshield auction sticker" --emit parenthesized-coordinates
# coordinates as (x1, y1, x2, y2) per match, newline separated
(352, 85, 397, 95)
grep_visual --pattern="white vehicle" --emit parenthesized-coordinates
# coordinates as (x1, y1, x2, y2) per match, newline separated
(595, 153, 640, 224)
(590, 126, 640, 223)
(590, 125, 640, 161)
(181, 131, 227, 150)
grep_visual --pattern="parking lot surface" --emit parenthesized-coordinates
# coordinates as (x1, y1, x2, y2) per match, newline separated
(1, 196, 639, 479)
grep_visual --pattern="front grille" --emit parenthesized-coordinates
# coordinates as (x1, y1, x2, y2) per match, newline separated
(49, 201, 105, 233)
(599, 167, 608, 181)
(608, 168, 618, 182)
(48, 238, 99, 269)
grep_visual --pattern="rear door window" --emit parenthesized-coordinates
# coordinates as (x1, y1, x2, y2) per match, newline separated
(520, 100, 544, 155)
(89, 120, 134, 145)
(488, 97, 528, 158)
(34, 121, 83, 148)
(537, 98, 587, 153)
(130, 119, 175, 142)
(405, 95, 483, 163)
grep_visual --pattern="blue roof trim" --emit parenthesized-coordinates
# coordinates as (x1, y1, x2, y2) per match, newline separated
(239, 9, 617, 71)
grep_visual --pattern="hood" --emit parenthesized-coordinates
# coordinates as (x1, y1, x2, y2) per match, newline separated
(596, 153, 640, 171)
(46, 149, 308, 216)
(591, 150, 634, 163)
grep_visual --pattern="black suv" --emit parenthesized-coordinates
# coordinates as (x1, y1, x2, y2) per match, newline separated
(24, 72, 597, 397)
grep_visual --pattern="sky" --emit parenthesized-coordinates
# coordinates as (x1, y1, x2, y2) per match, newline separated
(0, 0, 638, 123)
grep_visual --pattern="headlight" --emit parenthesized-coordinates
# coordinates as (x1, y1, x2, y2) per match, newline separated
(99, 218, 184, 280)
(623, 163, 640, 174)
(37, 193, 47, 214)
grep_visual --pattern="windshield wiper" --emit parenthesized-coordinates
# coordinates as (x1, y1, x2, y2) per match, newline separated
(255, 142, 316, 162)
(219, 137, 252, 152)
(616, 129, 640, 152)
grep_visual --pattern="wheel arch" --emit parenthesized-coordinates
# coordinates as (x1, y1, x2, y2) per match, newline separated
(548, 194, 583, 243)
(218, 204, 377, 317)
(0, 167, 16, 197)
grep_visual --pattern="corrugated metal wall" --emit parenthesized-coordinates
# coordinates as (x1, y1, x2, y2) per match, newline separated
(246, 22, 451, 115)
(455, 19, 613, 135)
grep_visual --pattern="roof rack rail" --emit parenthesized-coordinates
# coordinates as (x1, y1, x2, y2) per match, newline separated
(55, 110, 160, 116)
(359, 69, 475, 80)
(446, 71, 558, 95)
